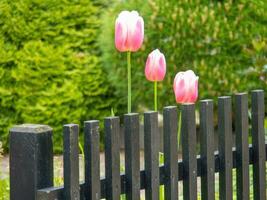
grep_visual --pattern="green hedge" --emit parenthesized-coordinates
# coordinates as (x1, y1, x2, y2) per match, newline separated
(99, 0, 267, 114)
(0, 0, 113, 152)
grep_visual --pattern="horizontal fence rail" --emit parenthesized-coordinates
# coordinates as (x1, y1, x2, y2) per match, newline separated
(9, 90, 266, 200)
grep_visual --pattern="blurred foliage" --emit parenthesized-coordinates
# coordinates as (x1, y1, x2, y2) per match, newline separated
(0, 178, 9, 200)
(0, 0, 114, 152)
(99, 0, 267, 114)
(0, 142, 2, 158)
(0, 0, 266, 151)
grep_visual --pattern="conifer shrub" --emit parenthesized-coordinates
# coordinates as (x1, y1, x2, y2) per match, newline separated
(0, 0, 113, 152)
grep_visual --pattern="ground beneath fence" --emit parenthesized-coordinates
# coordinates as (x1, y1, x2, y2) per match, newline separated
(1, 151, 153, 180)
(1, 152, 204, 198)
(2, 153, 265, 199)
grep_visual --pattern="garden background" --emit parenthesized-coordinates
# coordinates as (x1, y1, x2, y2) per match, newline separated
(0, 0, 266, 153)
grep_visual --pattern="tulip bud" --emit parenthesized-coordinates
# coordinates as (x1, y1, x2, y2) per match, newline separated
(173, 70, 199, 104)
(115, 11, 144, 52)
(145, 49, 166, 82)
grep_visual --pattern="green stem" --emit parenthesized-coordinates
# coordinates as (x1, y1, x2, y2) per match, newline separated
(177, 110, 182, 150)
(79, 142, 84, 161)
(159, 152, 164, 199)
(127, 52, 131, 113)
(154, 81, 157, 111)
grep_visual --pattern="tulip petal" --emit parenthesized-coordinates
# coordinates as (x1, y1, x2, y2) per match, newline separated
(157, 55, 166, 81)
(115, 20, 128, 52)
(175, 78, 186, 103)
(131, 17, 144, 51)
(145, 54, 153, 81)
(189, 77, 198, 102)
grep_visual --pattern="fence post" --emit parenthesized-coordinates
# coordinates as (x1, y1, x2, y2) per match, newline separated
(218, 96, 233, 200)
(124, 113, 140, 200)
(10, 124, 53, 200)
(181, 104, 197, 200)
(251, 90, 266, 200)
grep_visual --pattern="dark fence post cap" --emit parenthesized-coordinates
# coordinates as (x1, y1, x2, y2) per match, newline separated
(10, 124, 53, 200)
(163, 106, 177, 110)
(124, 113, 139, 117)
(10, 124, 52, 134)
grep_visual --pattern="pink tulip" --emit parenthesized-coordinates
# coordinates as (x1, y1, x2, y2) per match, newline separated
(173, 70, 199, 104)
(115, 11, 144, 52)
(145, 49, 166, 82)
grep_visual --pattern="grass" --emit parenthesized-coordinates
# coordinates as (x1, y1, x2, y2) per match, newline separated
(0, 142, 9, 200)
(0, 178, 9, 200)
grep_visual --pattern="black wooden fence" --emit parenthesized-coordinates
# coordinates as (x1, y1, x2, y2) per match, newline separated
(9, 90, 267, 200)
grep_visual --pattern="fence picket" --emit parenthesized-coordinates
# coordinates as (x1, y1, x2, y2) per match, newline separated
(84, 121, 101, 200)
(200, 100, 215, 200)
(163, 106, 178, 200)
(104, 117, 121, 200)
(235, 93, 249, 200)
(63, 124, 80, 200)
(251, 90, 266, 200)
(182, 104, 197, 200)
(124, 113, 140, 200)
(144, 111, 160, 200)
(218, 96, 233, 200)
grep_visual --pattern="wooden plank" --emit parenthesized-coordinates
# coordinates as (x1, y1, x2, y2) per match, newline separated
(124, 113, 140, 200)
(63, 124, 80, 200)
(200, 100, 215, 200)
(251, 90, 266, 200)
(84, 120, 100, 200)
(218, 96, 233, 200)
(181, 104, 197, 200)
(144, 111, 159, 200)
(104, 117, 121, 200)
(163, 106, 178, 200)
(235, 93, 249, 200)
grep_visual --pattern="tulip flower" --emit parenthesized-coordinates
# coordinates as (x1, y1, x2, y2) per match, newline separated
(173, 70, 199, 104)
(145, 49, 166, 111)
(115, 11, 144, 52)
(173, 70, 199, 148)
(145, 49, 166, 81)
(115, 10, 144, 113)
